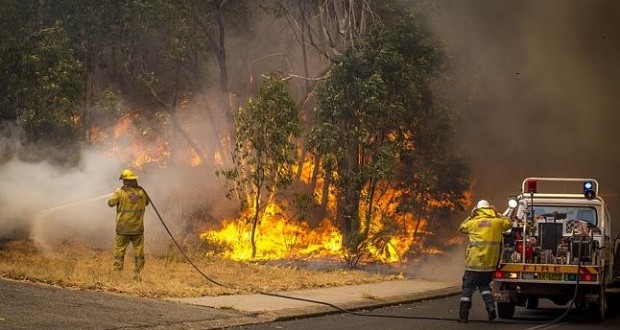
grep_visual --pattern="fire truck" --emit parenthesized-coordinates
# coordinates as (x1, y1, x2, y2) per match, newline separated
(492, 177, 620, 321)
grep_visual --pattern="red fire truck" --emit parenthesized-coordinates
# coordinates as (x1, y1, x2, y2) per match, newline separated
(492, 177, 620, 321)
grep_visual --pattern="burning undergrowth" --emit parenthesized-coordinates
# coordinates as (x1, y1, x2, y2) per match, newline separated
(0, 94, 469, 272)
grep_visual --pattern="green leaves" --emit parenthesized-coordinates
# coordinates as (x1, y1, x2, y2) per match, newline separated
(18, 21, 84, 145)
(224, 73, 301, 206)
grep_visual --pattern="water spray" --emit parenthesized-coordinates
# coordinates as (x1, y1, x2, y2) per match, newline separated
(31, 193, 113, 253)
(33, 193, 113, 221)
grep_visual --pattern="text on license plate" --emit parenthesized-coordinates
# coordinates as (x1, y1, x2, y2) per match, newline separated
(537, 273, 563, 281)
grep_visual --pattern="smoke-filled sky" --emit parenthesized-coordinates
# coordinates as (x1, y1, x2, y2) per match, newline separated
(427, 0, 620, 234)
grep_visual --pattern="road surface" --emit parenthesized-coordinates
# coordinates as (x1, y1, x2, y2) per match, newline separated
(230, 293, 620, 330)
(0, 278, 248, 329)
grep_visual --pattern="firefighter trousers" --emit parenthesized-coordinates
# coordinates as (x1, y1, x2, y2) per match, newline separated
(460, 270, 495, 318)
(113, 233, 145, 274)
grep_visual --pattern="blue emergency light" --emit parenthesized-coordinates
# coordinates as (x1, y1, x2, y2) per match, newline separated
(583, 180, 596, 199)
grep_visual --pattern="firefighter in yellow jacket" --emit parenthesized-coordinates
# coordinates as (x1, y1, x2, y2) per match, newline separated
(108, 169, 149, 279)
(457, 199, 512, 323)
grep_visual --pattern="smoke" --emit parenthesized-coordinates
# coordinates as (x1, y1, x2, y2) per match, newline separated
(424, 0, 620, 235)
(405, 247, 465, 282)
(0, 147, 121, 252)
(0, 130, 235, 256)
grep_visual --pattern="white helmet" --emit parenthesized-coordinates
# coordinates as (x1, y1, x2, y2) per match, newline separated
(476, 199, 490, 209)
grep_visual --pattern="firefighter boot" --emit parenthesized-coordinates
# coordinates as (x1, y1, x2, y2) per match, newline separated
(482, 293, 496, 321)
(113, 256, 124, 272)
(458, 301, 471, 323)
(133, 256, 145, 281)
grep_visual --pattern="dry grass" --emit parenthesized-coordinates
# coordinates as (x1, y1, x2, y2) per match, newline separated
(0, 240, 402, 298)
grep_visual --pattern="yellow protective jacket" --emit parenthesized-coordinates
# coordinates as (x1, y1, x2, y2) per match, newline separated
(108, 185, 149, 235)
(459, 207, 512, 272)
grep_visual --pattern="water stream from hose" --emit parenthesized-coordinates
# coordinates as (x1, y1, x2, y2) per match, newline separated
(30, 193, 113, 253)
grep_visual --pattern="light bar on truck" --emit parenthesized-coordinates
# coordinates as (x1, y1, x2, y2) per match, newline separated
(526, 180, 537, 193)
(520, 177, 599, 198)
(583, 181, 596, 199)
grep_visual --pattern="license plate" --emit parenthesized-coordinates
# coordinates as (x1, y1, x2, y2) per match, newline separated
(538, 273, 563, 281)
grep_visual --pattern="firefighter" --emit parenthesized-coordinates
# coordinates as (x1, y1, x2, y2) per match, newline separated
(457, 199, 511, 323)
(108, 169, 149, 280)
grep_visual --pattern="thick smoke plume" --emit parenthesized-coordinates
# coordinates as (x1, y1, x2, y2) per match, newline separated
(0, 135, 233, 256)
(427, 0, 620, 236)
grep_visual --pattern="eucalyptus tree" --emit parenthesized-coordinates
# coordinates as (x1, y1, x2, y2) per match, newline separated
(308, 5, 469, 263)
(219, 74, 301, 259)
(14, 22, 84, 159)
(258, 0, 380, 207)
(0, 2, 84, 161)
(0, 0, 33, 122)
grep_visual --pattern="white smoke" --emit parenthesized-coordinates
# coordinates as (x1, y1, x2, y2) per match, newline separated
(405, 246, 466, 282)
(0, 148, 122, 252)
(0, 144, 234, 256)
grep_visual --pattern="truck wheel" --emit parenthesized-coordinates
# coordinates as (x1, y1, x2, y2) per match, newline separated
(497, 301, 515, 319)
(588, 284, 606, 321)
(526, 298, 539, 309)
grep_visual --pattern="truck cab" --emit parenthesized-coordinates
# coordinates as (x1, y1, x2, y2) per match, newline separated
(492, 177, 619, 321)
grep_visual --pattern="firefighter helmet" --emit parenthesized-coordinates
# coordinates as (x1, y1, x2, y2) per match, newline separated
(119, 169, 138, 180)
(476, 199, 490, 209)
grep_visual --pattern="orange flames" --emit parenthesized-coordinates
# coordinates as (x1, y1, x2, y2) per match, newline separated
(201, 202, 343, 260)
(93, 112, 204, 169)
(200, 157, 441, 263)
(98, 111, 466, 263)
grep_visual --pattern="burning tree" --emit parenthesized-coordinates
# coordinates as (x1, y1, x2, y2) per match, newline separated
(217, 74, 301, 259)
(308, 14, 469, 265)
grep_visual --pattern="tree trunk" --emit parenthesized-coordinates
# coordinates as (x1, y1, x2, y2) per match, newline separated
(412, 194, 427, 241)
(363, 178, 377, 239)
(337, 141, 361, 249)
(250, 183, 261, 260)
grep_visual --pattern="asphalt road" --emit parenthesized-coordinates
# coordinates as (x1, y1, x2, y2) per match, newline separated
(0, 278, 249, 329)
(230, 293, 620, 330)
(2, 277, 618, 329)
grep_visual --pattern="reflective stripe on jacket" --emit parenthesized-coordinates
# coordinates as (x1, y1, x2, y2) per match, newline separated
(459, 207, 512, 272)
(108, 185, 149, 235)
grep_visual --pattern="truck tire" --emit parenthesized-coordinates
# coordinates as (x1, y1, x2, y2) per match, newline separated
(497, 301, 515, 319)
(588, 284, 606, 321)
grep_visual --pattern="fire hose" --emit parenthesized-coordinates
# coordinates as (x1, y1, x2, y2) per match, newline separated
(140, 187, 462, 322)
(145, 188, 582, 324)
(34, 190, 580, 323)
(531, 238, 582, 328)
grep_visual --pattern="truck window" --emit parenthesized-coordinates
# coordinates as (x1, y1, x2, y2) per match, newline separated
(528, 206, 598, 226)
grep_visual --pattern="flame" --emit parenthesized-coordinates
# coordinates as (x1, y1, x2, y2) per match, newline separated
(201, 156, 450, 263)
(201, 202, 343, 260)
(92, 112, 170, 169)
(92, 109, 213, 169)
(94, 109, 470, 263)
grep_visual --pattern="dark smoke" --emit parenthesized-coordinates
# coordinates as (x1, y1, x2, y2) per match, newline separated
(426, 0, 620, 236)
